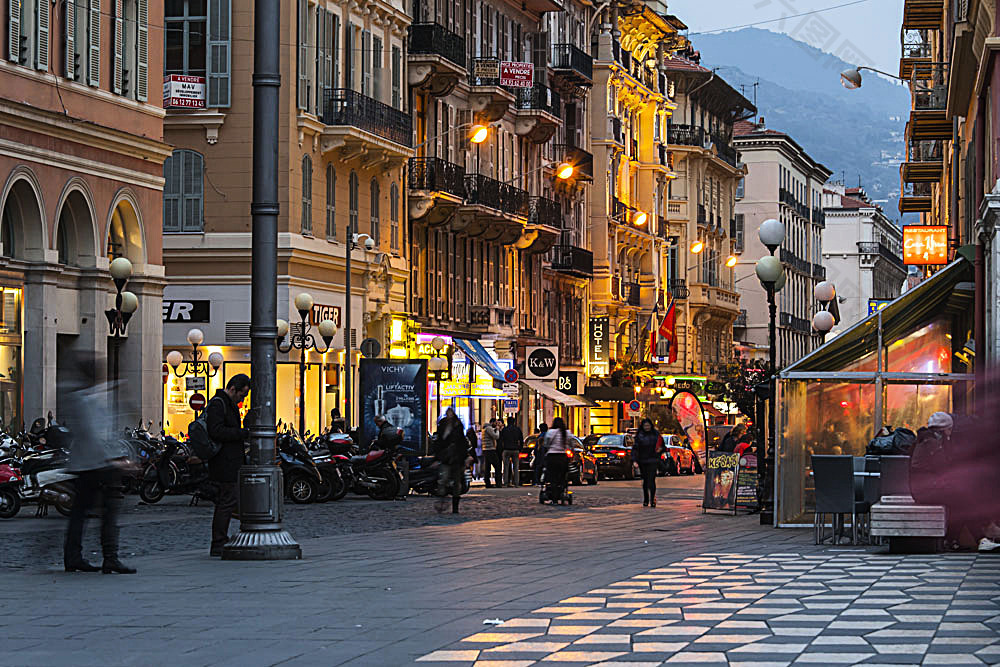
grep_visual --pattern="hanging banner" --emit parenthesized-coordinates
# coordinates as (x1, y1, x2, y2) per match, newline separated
(702, 450, 739, 512)
(589, 316, 609, 376)
(671, 390, 707, 464)
(359, 359, 427, 455)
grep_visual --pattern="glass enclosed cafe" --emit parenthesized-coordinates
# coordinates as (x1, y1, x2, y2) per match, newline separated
(775, 254, 975, 526)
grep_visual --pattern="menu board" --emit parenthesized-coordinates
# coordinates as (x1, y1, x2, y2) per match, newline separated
(702, 450, 739, 512)
(735, 454, 758, 509)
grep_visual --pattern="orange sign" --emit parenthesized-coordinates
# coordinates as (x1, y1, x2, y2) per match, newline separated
(903, 225, 948, 265)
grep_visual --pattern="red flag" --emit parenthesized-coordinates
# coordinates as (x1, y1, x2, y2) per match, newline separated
(646, 305, 659, 361)
(657, 298, 678, 364)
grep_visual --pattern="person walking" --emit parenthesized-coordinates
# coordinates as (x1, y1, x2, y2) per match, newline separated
(633, 418, 661, 507)
(481, 419, 501, 488)
(533, 422, 548, 486)
(62, 354, 134, 574)
(206, 374, 251, 557)
(499, 417, 524, 487)
(542, 418, 570, 502)
(719, 424, 744, 453)
(433, 408, 474, 513)
(466, 424, 480, 480)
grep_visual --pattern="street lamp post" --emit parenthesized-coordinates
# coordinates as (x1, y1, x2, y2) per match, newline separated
(755, 218, 786, 526)
(223, 0, 300, 560)
(427, 336, 448, 425)
(277, 292, 337, 436)
(166, 328, 224, 418)
(344, 226, 374, 433)
(812, 281, 837, 342)
(105, 257, 138, 431)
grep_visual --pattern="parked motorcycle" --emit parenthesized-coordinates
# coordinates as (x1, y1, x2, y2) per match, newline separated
(407, 456, 471, 496)
(1, 441, 76, 517)
(139, 436, 217, 504)
(276, 430, 337, 504)
(0, 462, 22, 518)
(341, 445, 399, 500)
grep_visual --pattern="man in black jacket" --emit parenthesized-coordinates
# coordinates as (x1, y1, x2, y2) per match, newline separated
(206, 374, 250, 556)
(499, 417, 524, 487)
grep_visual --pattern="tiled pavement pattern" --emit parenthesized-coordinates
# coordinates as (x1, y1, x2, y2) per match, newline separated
(419, 552, 1000, 666)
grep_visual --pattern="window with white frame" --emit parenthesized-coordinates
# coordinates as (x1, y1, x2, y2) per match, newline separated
(163, 149, 204, 232)
(165, 0, 229, 106)
(369, 178, 380, 244)
(326, 164, 336, 240)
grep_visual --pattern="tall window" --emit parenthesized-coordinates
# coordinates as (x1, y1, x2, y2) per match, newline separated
(348, 170, 358, 233)
(391, 45, 401, 109)
(301, 155, 312, 234)
(372, 35, 382, 101)
(732, 213, 744, 253)
(389, 182, 399, 251)
(326, 164, 336, 240)
(165, 0, 230, 106)
(369, 178, 380, 244)
(163, 149, 204, 232)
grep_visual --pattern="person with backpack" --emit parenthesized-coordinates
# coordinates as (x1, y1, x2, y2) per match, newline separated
(633, 418, 662, 507)
(499, 417, 524, 487)
(374, 415, 406, 500)
(206, 374, 250, 557)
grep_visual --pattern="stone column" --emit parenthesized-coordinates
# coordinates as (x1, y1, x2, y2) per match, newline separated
(22, 265, 60, 422)
(118, 268, 166, 428)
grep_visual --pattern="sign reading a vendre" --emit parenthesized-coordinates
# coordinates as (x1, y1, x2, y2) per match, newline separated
(163, 74, 206, 109)
(499, 61, 534, 88)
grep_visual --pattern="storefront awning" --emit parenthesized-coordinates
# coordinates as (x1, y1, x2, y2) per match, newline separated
(521, 379, 599, 407)
(453, 338, 506, 382)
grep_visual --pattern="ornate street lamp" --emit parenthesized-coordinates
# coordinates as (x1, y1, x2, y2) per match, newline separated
(812, 281, 838, 340)
(276, 292, 337, 436)
(427, 336, 449, 427)
(166, 328, 224, 418)
(105, 257, 138, 430)
(343, 229, 375, 433)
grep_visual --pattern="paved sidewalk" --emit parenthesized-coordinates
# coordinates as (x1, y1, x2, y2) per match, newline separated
(0, 493, 997, 666)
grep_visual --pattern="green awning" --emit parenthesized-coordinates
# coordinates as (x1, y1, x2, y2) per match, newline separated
(782, 257, 974, 374)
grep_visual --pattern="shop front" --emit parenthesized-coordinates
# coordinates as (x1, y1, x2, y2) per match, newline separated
(0, 280, 21, 431)
(775, 256, 975, 526)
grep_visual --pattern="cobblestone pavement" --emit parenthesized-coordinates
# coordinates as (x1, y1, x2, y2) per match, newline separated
(0, 476, 997, 667)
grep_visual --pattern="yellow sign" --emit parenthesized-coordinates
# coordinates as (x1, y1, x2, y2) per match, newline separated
(429, 371, 505, 399)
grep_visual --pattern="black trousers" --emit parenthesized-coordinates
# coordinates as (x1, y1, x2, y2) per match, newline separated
(482, 450, 502, 487)
(64, 467, 122, 565)
(545, 453, 569, 496)
(211, 481, 238, 551)
(638, 462, 657, 503)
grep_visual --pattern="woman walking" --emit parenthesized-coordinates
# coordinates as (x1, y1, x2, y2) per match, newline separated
(543, 418, 570, 502)
(633, 418, 661, 507)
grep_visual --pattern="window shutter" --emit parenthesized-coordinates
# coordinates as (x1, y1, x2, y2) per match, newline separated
(360, 29, 369, 97)
(326, 164, 336, 239)
(331, 14, 339, 95)
(163, 152, 181, 232)
(112, 0, 123, 93)
(372, 35, 381, 102)
(345, 24, 353, 90)
(87, 0, 100, 86)
(8, 0, 21, 63)
(301, 156, 312, 234)
(35, 0, 49, 70)
(390, 45, 400, 109)
(314, 6, 323, 115)
(322, 10, 332, 108)
(182, 151, 204, 231)
(136, 0, 148, 100)
(207, 0, 229, 106)
(297, 0, 307, 109)
(63, 0, 75, 77)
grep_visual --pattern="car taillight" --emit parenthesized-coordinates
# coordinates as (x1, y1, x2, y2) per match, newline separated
(613, 449, 626, 456)
(518, 452, 529, 459)
(565, 450, 573, 458)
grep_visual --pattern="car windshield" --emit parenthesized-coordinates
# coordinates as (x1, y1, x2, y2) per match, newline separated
(596, 435, 624, 447)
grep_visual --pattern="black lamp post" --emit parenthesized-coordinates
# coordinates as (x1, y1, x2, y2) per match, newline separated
(276, 292, 336, 437)
(166, 328, 223, 418)
(343, 225, 374, 433)
(105, 257, 138, 431)
(754, 218, 785, 526)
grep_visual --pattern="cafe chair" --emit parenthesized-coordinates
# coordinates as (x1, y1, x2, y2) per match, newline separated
(812, 455, 869, 545)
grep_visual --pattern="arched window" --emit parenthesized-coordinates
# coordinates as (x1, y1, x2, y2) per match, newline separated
(389, 182, 399, 251)
(326, 164, 336, 240)
(369, 178, 380, 244)
(301, 155, 313, 234)
(163, 149, 204, 232)
(348, 171, 359, 234)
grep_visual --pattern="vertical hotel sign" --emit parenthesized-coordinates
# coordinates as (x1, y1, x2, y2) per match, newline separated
(902, 225, 948, 265)
(589, 316, 609, 376)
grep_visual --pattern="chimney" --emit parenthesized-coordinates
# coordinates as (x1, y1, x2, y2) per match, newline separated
(756, 116, 765, 130)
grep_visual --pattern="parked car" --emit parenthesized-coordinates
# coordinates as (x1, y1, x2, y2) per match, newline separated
(658, 434, 697, 476)
(588, 433, 636, 480)
(523, 434, 598, 486)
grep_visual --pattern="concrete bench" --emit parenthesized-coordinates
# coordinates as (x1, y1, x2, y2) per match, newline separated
(870, 495, 945, 553)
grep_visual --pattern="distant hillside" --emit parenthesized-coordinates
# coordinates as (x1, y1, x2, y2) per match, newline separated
(691, 28, 912, 223)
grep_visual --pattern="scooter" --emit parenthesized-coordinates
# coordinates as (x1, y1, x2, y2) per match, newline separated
(139, 436, 216, 504)
(0, 462, 23, 518)
(344, 446, 399, 500)
(277, 430, 336, 504)
(407, 456, 472, 496)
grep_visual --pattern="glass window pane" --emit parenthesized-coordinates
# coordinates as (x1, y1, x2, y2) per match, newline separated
(165, 22, 185, 74)
(886, 318, 952, 373)
(188, 21, 208, 76)
(884, 383, 952, 433)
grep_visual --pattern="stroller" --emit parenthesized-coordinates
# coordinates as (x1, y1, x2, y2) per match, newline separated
(538, 451, 573, 505)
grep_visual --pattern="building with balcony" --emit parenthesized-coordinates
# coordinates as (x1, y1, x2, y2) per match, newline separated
(160, 0, 411, 434)
(0, 0, 170, 426)
(733, 117, 832, 368)
(659, 50, 755, 378)
(821, 184, 906, 332)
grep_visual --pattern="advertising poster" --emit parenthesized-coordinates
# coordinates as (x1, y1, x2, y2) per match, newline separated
(671, 390, 707, 464)
(702, 450, 739, 511)
(735, 453, 758, 509)
(359, 359, 427, 455)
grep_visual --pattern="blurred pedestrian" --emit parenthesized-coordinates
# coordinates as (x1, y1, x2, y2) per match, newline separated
(61, 353, 134, 574)
(499, 417, 524, 487)
(533, 422, 548, 485)
(720, 424, 745, 453)
(329, 407, 345, 433)
(375, 415, 406, 500)
(466, 423, 480, 479)
(543, 418, 570, 501)
(633, 418, 661, 507)
(481, 419, 501, 488)
(433, 408, 474, 513)
(206, 374, 251, 557)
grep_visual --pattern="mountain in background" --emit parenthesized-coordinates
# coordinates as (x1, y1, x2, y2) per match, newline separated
(689, 28, 912, 223)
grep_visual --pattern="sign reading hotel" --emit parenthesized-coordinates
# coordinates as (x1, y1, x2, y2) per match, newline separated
(163, 74, 206, 109)
(499, 61, 534, 88)
(902, 225, 948, 265)
(589, 316, 609, 376)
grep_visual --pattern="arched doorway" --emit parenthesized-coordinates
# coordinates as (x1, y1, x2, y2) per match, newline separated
(1, 177, 45, 261)
(106, 196, 145, 263)
(56, 188, 97, 267)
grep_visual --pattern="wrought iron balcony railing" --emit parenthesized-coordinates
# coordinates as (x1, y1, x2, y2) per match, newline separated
(551, 43, 593, 82)
(857, 242, 905, 270)
(779, 247, 811, 274)
(667, 123, 705, 147)
(322, 88, 412, 147)
(408, 157, 465, 198)
(668, 278, 689, 299)
(811, 263, 826, 280)
(464, 173, 529, 217)
(550, 245, 593, 277)
(710, 132, 738, 167)
(912, 64, 948, 110)
(811, 208, 825, 227)
(611, 198, 629, 222)
(902, 182, 933, 197)
(407, 23, 467, 69)
(908, 139, 943, 162)
(529, 196, 561, 227)
(515, 83, 561, 116)
(779, 311, 812, 334)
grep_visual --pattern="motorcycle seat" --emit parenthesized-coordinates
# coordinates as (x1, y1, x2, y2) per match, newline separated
(349, 455, 367, 464)
(365, 450, 385, 463)
(187, 456, 203, 465)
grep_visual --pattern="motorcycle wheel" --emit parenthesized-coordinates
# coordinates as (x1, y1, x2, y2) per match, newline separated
(140, 480, 165, 504)
(366, 469, 399, 500)
(316, 469, 345, 502)
(0, 488, 20, 519)
(288, 475, 318, 504)
(53, 492, 74, 517)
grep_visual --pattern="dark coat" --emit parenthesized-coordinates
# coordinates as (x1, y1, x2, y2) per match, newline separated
(499, 424, 524, 452)
(434, 417, 472, 465)
(633, 429, 661, 464)
(909, 426, 950, 505)
(206, 389, 247, 483)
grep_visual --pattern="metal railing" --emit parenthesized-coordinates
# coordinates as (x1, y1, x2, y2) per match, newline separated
(912, 64, 948, 110)
(551, 43, 593, 82)
(811, 208, 825, 227)
(322, 88, 412, 147)
(611, 39, 632, 71)
(464, 173, 529, 217)
(710, 132, 738, 167)
(407, 23, 466, 68)
(779, 247, 811, 274)
(515, 83, 561, 116)
(550, 245, 593, 276)
(908, 139, 943, 162)
(779, 311, 812, 334)
(408, 157, 465, 198)
(668, 123, 705, 147)
(668, 278, 689, 299)
(529, 196, 561, 227)
(612, 198, 629, 222)
(857, 242, 905, 270)
(811, 263, 826, 280)
(734, 309, 747, 327)
(903, 182, 933, 197)
(697, 204, 708, 225)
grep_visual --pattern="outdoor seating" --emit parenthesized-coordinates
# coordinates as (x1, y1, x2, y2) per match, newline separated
(812, 455, 869, 545)
(868, 455, 945, 552)
(877, 455, 911, 498)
